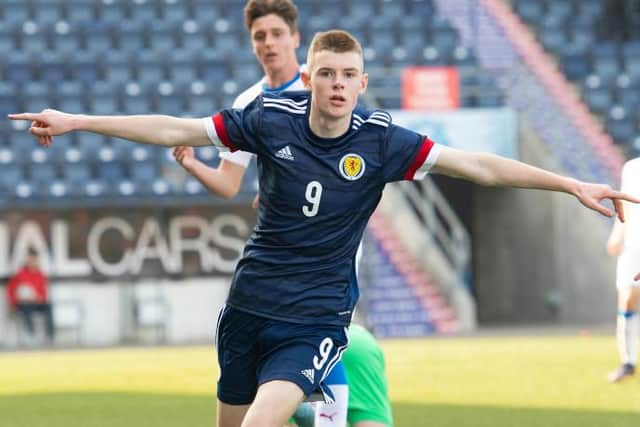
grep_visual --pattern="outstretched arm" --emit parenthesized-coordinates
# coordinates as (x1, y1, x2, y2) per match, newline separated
(431, 146, 638, 221)
(173, 146, 246, 199)
(8, 109, 212, 148)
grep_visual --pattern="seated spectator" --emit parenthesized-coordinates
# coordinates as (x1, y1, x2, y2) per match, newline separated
(5, 250, 55, 343)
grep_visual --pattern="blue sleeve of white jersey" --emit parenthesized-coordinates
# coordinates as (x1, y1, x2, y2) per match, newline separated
(209, 96, 263, 153)
(382, 125, 441, 182)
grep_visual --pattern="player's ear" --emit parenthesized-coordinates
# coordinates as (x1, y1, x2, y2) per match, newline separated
(301, 70, 312, 89)
(293, 30, 300, 48)
(359, 72, 368, 94)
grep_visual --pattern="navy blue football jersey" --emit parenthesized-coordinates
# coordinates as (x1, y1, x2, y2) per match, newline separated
(205, 91, 441, 326)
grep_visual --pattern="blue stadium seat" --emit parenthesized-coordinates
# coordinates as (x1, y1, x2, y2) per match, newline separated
(592, 56, 621, 85)
(160, 0, 191, 24)
(167, 50, 198, 85)
(77, 133, 106, 161)
(1, 0, 29, 23)
(83, 21, 113, 54)
(30, 164, 58, 195)
(20, 21, 49, 53)
(6, 51, 34, 84)
(181, 20, 209, 51)
(191, 0, 220, 23)
(562, 54, 590, 80)
(0, 22, 15, 54)
(122, 82, 153, 114)
(64, 163, 92, 196)
(0, 163, 23, 193)
(88, 82, 119, 115)
(39, 51, 68, 83)
(70, 51, 99, 84)
(33, 1, 64, 26)
(22, 81, 51, 112)
(116, 20, 146, 52)
(51, 21, 81, 54)
(583, 87, 613, 114)
(135, 50, 166, 85)
(148, 21, 180, 53)
(97, 0, 126, 24)
(66, 0, 95, 25)
(0, 82, 16, 118)
(199, 49, 228, 84)
(98, 162, 125, 186)
(129, 0, 160, 23)
(155, 81, 184, 115)
(211, 32, 240, 57)
(103, 50, 135, 83)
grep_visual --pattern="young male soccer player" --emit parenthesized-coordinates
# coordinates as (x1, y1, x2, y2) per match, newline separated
(9, 30, 637, 427)
(606, 157, 640, 383)
(176, 0, 350, 424)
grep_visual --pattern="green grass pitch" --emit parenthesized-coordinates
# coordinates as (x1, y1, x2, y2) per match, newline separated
(1, 334, 638, 426)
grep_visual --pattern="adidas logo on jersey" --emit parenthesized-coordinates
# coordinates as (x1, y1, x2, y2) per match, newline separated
(275, 145, 294, 161)
(301, 368, 315, 384)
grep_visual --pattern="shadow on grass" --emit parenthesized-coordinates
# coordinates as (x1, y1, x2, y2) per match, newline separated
(393, 401, 639, 427)
(1, 393, 638, 427)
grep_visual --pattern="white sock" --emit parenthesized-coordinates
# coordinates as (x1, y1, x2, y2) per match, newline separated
(314, 384, 349, 427)
(617, 311, 638, 366)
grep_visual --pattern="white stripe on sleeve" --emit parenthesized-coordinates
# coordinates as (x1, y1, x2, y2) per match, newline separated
(201, 117, 229, 151)
(413, 143, 442, 180)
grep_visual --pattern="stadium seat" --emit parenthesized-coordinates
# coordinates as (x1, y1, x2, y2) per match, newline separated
(116, 20, 146, 52)
(6, 51, 34, 84)
(70, 51, 100, 84)
(122, 82, 153, 115)
(167, 50, 199, 85)
(155, 81, 184, 115)
(51, 21, 81, 54)
(66, 0, 95, 25)
(160, 0, 191, 24)
(30, 164, 58, 196)
(0, 82, 16, 118)
(181, 20, 209, 51)
(83, 21, 113, 54)
(1, 0, 29, 23)
(148, 21, 180, 53)
(103, 50, 135, 83)
(33, 1, 64, 27)
(135, 50, 166, 85)
(0, 164, 24, 193)
(22, 81, 51, 112)
(39, 51, 68, 83)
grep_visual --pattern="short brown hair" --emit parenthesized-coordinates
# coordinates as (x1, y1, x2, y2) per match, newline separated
(307, 30, 363, 70)
(244, 0, 298, 33)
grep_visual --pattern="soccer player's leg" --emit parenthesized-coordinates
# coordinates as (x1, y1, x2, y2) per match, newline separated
(609, 254, 640, 383)
(314, 361, 349, 426)
(215, 306, 262, 427)
(247, 322, 349, 427)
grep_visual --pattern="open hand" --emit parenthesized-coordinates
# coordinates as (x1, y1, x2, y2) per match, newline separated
(575, 182, 640, 222)
(8, 109, 76, 147)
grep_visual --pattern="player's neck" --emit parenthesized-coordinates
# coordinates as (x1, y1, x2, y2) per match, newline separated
(308, 108, 351, 139)
(263, 62, 300, 89)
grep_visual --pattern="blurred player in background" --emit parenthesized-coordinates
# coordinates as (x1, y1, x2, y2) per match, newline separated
(9, 29, 638, 427)
(606, 157, 640, 383)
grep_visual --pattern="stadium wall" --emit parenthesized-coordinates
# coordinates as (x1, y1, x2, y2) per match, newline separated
(472, 117, 616, 325)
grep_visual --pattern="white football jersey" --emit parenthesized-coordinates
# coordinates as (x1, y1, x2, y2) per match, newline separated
(218, 68, 307, 167)
(621, 157, 640, 251)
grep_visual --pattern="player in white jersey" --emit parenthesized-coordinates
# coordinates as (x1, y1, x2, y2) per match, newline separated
(606, 157, 640, 382)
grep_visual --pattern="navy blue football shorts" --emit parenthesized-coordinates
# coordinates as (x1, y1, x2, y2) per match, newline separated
(215, 305, 349, 405)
